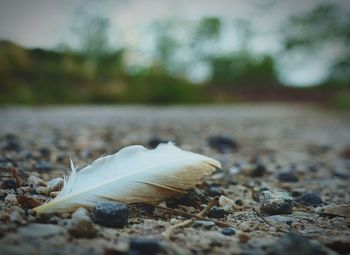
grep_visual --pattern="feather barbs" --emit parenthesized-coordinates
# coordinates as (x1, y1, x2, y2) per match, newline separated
(33, 143, 221, 213)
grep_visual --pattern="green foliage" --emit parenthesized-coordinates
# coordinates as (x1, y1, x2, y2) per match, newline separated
(331, 91, 350, 110)
(123, 67, 207, 104)
(74, 15, 111, 60)
(152, 20, 180, 69)
(1, 9, 347, 105)
(283, 4, 350, 85)
(208, 52, 278, 86)
(196, 17, 221, 40)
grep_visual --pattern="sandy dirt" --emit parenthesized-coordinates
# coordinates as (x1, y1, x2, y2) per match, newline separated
(0, 104, 349, 255)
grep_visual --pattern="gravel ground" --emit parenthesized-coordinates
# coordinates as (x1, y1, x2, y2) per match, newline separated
(0, 104, 349, 255)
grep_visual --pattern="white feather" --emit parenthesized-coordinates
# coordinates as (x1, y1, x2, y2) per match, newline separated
(33, 142, 221, 213)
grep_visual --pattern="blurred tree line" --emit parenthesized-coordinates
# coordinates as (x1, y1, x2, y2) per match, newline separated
(0, 4, 349, 105)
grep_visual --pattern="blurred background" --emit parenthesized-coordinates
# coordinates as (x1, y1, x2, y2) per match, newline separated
(0, 0, 349, 107)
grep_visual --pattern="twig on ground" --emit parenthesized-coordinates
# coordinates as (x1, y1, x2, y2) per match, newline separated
(10, 167, 22, 187)
(252, 208, 273, 227)
(252, 208, 287, 233)
(156, 204, 234, 228)
(161, 197, 221, 239)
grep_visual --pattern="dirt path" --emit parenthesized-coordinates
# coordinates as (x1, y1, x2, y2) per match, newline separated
(0, 104, 349, 255)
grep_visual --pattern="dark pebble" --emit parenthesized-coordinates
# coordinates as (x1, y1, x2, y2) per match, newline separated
(295, 192, 323, 207)
(277, 171, 299, 183)
(4, 140, 21, 152)
(308, 165, 318, 172)
(137, 204, 155, 216)
(24, 152, 34, 160)
(208, 206, 227, 218)
(56, 155, 65, 163)
(0, 156, 14, 164)
(0, 192, 6, 201)
(235, 199, 244, 206)
(48, 216, 62, 225)
(148, 138, 169, 149)
(260, 190, 293, 215)
(3, 134, 21, 152)
(291, 189, 305, 197)
(172, 189, 207, 207)
(2, 179, 17, 189)
(269, 232, 322, 255)
(221, 227, 236, 236)
(207, 186, 224, 196)
(332, 168, 349, 179)
(39, 147, 51, 158)
(93, 202, 128, 228)
(207, 135, 238, 153)
(250, 163, 267, 177)
(165, 200, 178, 208)
(129, 238, 162, 255)
(35, 161, 53, 171)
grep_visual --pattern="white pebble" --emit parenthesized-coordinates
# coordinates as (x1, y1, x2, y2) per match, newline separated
(10, 211, 23, 223)
(5, 194, 18, 204)
(47, 177, 64, 191)
(28, 176, 46, 188)
(36, 186, 50, 196)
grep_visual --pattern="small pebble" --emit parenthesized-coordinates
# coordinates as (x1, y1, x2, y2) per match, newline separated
(129, 238, 163, 255)
(9, 211, 24, 223)
(5, 194, 18, 204)
(193, 220, 215, 230)
(39, 147, 51, 158)
(250, 163, 266, 177)
(332, 168, 349, 179)
(0, 189, 6, 200)
(228, 166, 240, 175)
(35, 161, 53, 171)
(2, 179, 17, 189)
(67, 207, 97, 238)
(221, 227, 236, 236)
(308, 165, 318, 172)
(3, 135, 21, 151)
(48, 216, 62, 225)
(207, 135, 238, 153)
(266, 215, 294, 226)
(277, 171, 299, 182)
(208, 206, 227, 218)
(239, 222, 250, 232)
(35, 186, 50, 196)
(28, 176, 46, 188)
(235, 199, 244, 206)
(291, 188, 306, 197)
(218, 195, 235, 211)
(20, 186, 31, 193)
(237, 232, 250, 243)
(295, 192, 323, 207)
(93, 202, 128, 228)
(259, 190, 293, 215)
(207, 186, 224, 196)
(47, 177, 64, 191)
(50, 191, 60, 198)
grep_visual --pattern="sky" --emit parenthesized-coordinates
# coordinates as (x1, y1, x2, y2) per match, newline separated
(0, 0, 348, 86)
